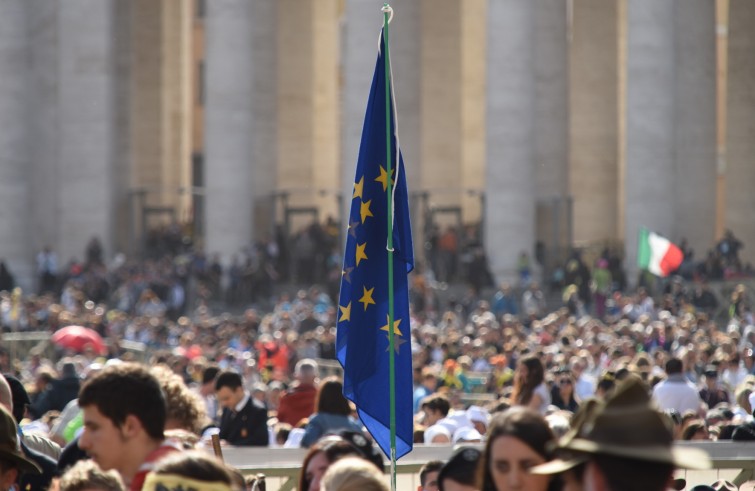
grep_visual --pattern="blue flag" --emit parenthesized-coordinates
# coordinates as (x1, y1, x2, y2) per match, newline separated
(337, 28, 414, 459)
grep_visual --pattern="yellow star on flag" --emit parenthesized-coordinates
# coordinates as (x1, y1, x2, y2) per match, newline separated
(352, 176, 364, 200)
(360, 200, 373, 223)
(375, 165, 395, 192)
(355, 242, 368, 266)
(359, 286, 376, 310)
(380, 315, 403, 335)
(339, 302, 351, 323)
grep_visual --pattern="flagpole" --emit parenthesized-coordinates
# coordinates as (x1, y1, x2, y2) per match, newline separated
(381, 4, 398, 491)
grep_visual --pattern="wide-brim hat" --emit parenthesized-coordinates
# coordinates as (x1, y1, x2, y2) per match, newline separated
(0, 405, 41, 474)
(532, 378, 711, 475)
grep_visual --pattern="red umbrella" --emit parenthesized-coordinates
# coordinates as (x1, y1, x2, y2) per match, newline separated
(51, 325, 107, 355)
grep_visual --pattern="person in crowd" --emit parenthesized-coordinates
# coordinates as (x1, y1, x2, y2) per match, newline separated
(214, 371, 268, 447)
(511, 356, 550, 414)
(699, 366, 729, 410)
(277, 359, 319, 427)
(652, 358, 703, 414)
(150, 366, 208, 435)
(58, 460, 124, 491)
(418, 460, 444, 491)
(196, 365, 220, 425)
(530, 378, 711, 491)
(141, 451, 235, 491)
(299, 435, 376, 491)
(478, 407, 555, 491)
(0, 404, 42, 491)
(0, 375, 58, 491)
(419, 395, 451, 428)
(320, 456, 388, 491)
(414, 368, 439, 414)
(300, 377, 363, 448)
(437, 446, 481, 491)
(30, 360, 81, 419)
(550, 370, 579, 412)
(77, 363, 181, 491)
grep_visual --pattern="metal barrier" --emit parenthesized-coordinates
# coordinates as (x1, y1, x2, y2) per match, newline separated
(218, 441, 755, 491)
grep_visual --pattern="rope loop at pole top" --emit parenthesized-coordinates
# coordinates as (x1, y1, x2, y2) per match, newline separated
(381, 4, 394, 24)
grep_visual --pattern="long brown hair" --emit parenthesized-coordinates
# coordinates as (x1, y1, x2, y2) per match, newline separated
(478, 408, 555, 491)
(511, 355, 545, 406)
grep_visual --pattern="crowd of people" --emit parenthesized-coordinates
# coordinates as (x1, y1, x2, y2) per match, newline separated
(0, 227, 753, 490)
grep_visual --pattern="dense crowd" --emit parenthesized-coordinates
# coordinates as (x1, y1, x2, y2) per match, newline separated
(0, 227, 753, 491)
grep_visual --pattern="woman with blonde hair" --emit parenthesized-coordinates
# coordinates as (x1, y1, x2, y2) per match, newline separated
(320, 457, 387, 491)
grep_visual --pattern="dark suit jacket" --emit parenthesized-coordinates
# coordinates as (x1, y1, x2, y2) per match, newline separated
(219, 398, 268, 446)
(20, 440, 58, 491)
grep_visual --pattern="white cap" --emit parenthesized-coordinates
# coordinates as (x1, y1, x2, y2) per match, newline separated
(424, 425, 452, 444)
(466, 405, 491, 426)
(452, 427, 483, 445)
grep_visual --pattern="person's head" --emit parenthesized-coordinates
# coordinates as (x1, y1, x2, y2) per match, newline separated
(295, 359, 320, 385)
(1, 375, 29, 423)
(77, 363, 166, 473)
(681, 420, 709, 441)
(664, 358, 683, 376)
(58, 460, 124, 491)
(531, 378, 711, 491)
(315, 378, 352, 416)
(479, 407, 554, 491)
(320, 456, 387, 491)
(512, 356, 545, 405)
(421, 395, 450, 426)
(143, 451, 233, 491)
(214, 371, 246, 410)
(200, 365, 220, 396)
(556, 371, 575, 397)
(150, 366, 207, 434)
(418, 460, 444, 491)
(438, 447, 481, 491)
(299, 436, 366, 491)
(0, 404, 41, 491)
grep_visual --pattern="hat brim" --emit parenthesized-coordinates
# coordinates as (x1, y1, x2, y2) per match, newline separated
(564, 438, 711, 470)
(529, 456, 589, 475)
(0, 449, 42, 474)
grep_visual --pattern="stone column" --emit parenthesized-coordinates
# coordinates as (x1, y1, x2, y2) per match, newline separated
(624, 1, 676, 282)
(726, 0, 755, 266)
(250, 0, 278, 240)
(204, 0, 255, 260)
(56, 0, 116, 262)
(485, 0, 535, 282)
(569, 0, 619, 244)
(673, 1, 716, 258)
(341, 0, 384, 229)
(0, 1, 32, 288)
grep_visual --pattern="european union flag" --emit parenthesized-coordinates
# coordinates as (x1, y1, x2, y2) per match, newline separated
(337, 27, 414, 459)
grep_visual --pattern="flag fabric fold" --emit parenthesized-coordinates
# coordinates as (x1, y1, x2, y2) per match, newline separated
(336, 28, 414, 459)
(637, 228, 683, 277)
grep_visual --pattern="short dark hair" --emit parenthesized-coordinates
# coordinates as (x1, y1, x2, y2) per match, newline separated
(665, 358, 683, 375)
(420, 394, 450, 417)
(214, 371, 243, 392)
(315, 378, 351, 416)
(151, 451, 233, 484)
(202, 365, 221, 385)
(78, 363, 165, 440)
(419, 460, 444, 487)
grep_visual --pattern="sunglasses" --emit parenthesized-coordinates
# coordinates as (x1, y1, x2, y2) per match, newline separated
(559, 379, 572, 385)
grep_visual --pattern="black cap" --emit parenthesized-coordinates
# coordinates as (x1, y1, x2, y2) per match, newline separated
(438, 446, 481, 488)
(2, 374, 30, 423)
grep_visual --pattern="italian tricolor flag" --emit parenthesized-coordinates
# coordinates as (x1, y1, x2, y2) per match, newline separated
(637, 228, 684, 277)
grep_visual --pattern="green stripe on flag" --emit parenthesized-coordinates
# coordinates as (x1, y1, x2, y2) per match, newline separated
(637, 228, 651, 270)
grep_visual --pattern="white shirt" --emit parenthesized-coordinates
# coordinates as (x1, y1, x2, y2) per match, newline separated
(652, 375, 702, 413)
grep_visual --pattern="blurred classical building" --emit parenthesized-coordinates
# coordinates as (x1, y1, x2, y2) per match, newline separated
(0, 0, 752, 289)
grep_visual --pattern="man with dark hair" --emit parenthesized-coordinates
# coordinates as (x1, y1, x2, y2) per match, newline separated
(197, 365, 221, 425)
(214, 371, 268, 446)
(532, 378, 711, 491)
(77, 363, 180, 491)
(418, 460, 443, 491)
(420, 394, 450, 427)
(652, 358, 702, 413)
(437, 447, 480, 491)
